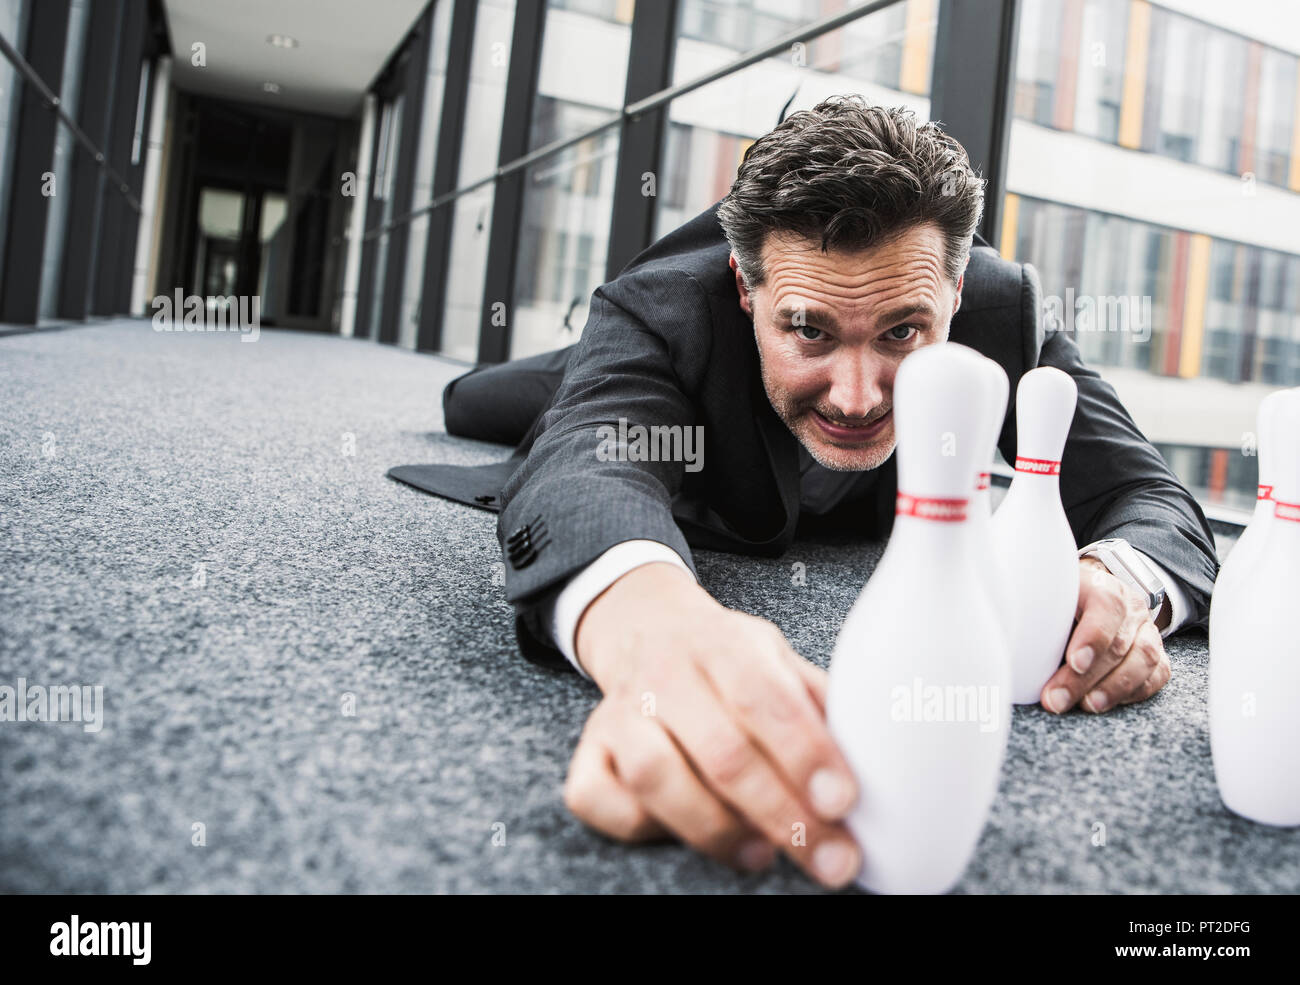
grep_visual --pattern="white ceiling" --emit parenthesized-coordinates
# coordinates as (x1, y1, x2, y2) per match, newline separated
(163, 0, 429, 117)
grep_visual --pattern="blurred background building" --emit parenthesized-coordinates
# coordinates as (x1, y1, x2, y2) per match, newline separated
(1, 0, 1295, 518)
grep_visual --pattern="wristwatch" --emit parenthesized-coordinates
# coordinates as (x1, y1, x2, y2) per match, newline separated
(1078, 538, 1166, 620)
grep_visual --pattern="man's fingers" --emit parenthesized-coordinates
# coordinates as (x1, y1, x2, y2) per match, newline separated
(564, 719, 669, 843)
(1071, 566, 1143, 675)
(601, 696, 770, 871)
(647, 666, 861, 888)
(1083, 621, 1167, 711)
(1044, 567, 1148, 713)
(700, 620, 857, 823)
(784, 650, 829, 713)
(1118, 647, 1172, 706)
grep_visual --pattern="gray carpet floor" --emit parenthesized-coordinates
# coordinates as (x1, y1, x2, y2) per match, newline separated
(1, 319, 1295, 894)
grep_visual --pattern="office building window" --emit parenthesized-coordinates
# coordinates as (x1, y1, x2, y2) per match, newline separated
(1143, 10, 1209, 164)
(440, 0, 517, 362)
(1013, 0, 1065, 127)
(510, 104, 622, 358)
(1200, 240, 1248, 383)
(1251, 250, 1299, 386)
(508, 0, 633, 358)
(504, 0, 631, 358)
(677, 0, 822, 52)
(1072, 0, 1127, 142)
(655, 0, 937, 239)
(366, 91, 404, 341)
(0, 0, 28, 300)
(1255, 47, 1298, 188)
(396, 0, 454, 350)
(1192, 25, 1249, 174)
(38, 0, 90, 322)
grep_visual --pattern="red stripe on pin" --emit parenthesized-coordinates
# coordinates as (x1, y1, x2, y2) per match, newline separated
(1014, 456, 1060, 475)
(1275, 500, 1300, 523)
(1259, 484, 1274, 501)
(976, 472, 990, 490)
(896, 492, 968, 522)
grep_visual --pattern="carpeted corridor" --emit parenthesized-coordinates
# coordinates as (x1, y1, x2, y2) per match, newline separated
(1, 319, 1295, 893)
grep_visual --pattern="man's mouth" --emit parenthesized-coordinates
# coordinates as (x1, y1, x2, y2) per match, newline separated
(810, 409, 892, 443)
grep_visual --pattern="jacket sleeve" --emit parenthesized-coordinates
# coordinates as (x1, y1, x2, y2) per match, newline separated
(1014, 262, 1220, 632)
(497, 266, 713, 670)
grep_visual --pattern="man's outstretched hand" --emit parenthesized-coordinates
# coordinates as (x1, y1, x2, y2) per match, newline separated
(1040, 556, 1172, 714)
(564, 562, 862, 889)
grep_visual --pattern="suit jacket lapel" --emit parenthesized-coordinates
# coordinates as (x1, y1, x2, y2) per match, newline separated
(750, 368, 802, 551)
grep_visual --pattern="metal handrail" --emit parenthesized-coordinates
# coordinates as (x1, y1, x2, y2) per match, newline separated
(0, 29, 142, 213)
(989, 461, 1254, 530)
(362, 0, 903, 241)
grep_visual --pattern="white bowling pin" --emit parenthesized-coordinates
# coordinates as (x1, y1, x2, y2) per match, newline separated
(1210, 388, 1300, 826)
(970, 358, 1016, 641)
(827, 342, 1011, 895)
(991, 367, 1080, 705)
(1209, 389, 1288, 620)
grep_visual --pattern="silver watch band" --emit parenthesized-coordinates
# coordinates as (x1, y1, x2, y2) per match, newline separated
(1078, 538, 1166, 616)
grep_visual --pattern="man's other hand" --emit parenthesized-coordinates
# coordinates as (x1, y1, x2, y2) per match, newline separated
(1041, 556, 1172, 714)
(563, 562, 862, 888)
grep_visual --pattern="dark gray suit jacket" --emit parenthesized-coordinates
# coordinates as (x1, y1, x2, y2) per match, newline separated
(392, 202, 1219, 671)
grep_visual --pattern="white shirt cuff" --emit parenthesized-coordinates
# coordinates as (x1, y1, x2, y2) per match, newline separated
(1133, 550, 1190, 639)
(547, 540, 695, 680)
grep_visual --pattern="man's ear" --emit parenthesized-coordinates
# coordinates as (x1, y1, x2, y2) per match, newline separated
(952, 255, 969, 317)
(729, 253, 754, 320)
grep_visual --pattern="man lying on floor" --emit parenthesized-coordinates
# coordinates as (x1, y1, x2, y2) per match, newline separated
(393, 96, 1218, 889)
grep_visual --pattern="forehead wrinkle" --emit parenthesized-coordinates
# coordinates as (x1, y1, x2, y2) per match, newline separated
(764, 248, 946, 299)
(760, 229, 951, 332)
(768, 267, 945, 322)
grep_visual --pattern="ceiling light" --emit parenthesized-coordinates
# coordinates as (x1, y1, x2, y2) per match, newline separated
(267, 34, 298, 48)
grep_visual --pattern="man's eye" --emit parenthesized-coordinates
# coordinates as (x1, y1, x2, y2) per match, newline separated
(793, 324, 824, 341)
(887, 324, 919, 342)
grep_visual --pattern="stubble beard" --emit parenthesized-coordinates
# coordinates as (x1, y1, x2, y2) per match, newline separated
(757, 357, 896, 473)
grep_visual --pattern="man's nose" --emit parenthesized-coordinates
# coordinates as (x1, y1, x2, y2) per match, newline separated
(827, 355, 886, 420)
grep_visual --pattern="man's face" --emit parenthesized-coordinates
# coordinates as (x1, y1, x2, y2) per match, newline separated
(732, 222, 964, 471)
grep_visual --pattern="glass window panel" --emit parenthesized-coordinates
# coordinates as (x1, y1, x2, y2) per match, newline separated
(1254, 251, 1290, 383)
(398, 0, 454, 350)
(532, 0, 631, 147)
(1013, 0, 1063, 126)
(507, 0, 633, 358)
(367, 92, 403, 338)
(676, 0, 821, 52)
(440, 0, 518, 361)
(655, 0, 937, 239)
(1072, 0, 1127, 142)
(1142, 228, 1174, 375)
(194, 188, 245, 298)
(1118, 221, 1156, 372)
(1287, 256, 1300, 386)
(1201, 241, 1246, 382)
(38, 0, 90, 322)
(198, 188, 244, 238)
(1196, 28, 1248, 173)
(549, 0, 632, 22)
(1012, 198, 1177, 376)
(1255, 48, 1297, 187)
(839, 1, 911, 91)
(0, 0, 29, 298)
(510, 121, 620, 358)
(257, 191, 288, 317)
(1152, 13, 1207, 163)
